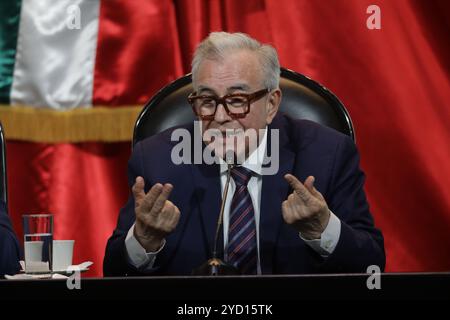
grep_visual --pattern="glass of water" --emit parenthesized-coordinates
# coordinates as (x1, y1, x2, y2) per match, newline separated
(22, 214, 53, 274)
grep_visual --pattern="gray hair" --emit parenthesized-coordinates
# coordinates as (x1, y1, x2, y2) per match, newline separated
(191, 32, 280, 90)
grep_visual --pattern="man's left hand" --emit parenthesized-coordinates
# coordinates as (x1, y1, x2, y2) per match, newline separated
(282, 174, 330, 240)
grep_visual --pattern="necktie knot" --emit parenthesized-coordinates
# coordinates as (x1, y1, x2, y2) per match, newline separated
(230, 166, 253, 186)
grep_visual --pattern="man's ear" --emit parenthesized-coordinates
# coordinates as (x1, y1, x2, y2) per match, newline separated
(266, 89, 282, 124)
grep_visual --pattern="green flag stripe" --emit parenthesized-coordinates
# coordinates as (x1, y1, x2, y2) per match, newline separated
(0, 0, 22, 104)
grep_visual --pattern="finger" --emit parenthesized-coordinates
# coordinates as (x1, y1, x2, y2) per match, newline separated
(161, 200, 175, 220)
(139, 183, 164, 213)
(303, 176, 324, 199)
(162, 201, 181, 227)
(281, 200, 295, 224)
(284, 174, 311, 202)
(288, 193, 297, 202)
(304, 176, 321, 197)
(284, 174, 306, 193)
(151, 183, 174, 214)
(304, 176, 315, 191)
(158, 202, 174, 231)
(132, 176, 146, 204)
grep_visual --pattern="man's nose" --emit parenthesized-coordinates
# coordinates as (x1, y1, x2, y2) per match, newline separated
(214, 102, 231, 123)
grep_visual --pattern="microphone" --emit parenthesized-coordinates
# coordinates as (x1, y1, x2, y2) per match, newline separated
(192, 151, 240, 275)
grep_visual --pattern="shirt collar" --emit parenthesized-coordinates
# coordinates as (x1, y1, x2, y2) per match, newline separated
(219, 127, 268, 176)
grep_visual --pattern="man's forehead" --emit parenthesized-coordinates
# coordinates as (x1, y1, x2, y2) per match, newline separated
(197, 83, 252, 94)
(193, 51, 264, 92)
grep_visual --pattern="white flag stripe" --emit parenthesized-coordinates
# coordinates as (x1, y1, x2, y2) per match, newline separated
(11, 0, 100, 109)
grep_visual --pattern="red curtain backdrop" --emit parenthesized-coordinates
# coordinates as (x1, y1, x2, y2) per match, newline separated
(7, 0, 450, 276)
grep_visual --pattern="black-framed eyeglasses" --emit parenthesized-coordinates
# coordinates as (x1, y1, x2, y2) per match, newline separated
(187, 88, 270, 120)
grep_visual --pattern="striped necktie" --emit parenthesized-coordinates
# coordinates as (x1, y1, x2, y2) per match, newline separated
(226, 166, 257, 274)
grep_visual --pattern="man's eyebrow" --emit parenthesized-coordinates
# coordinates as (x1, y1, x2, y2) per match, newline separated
(196, 86, 216, 95)
(228, 84, 251, 92)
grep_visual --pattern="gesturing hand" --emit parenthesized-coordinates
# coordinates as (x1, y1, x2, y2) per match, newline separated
(282, 174, 330, 240)
(132, 176, 180, 252)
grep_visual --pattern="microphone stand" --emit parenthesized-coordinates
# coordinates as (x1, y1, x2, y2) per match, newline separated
(192, 161, 240, 276)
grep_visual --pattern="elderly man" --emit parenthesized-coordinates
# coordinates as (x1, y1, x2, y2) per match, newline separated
(104, 32, 385, 276)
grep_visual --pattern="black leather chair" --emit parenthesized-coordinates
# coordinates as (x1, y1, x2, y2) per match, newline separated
(0, 121, 8, 210)
(133, 67, 354, 146)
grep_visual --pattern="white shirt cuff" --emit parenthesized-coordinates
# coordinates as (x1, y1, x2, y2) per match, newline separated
(299, 211, 341, 257)
(125, 223, 165, 270)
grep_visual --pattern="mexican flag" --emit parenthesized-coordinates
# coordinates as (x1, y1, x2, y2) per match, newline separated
(0, 0, 183, 142)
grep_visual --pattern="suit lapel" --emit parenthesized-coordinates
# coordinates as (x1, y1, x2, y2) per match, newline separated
(259, 116, 295, 274)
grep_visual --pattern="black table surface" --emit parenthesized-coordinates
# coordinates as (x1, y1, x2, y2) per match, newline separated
(1, 272, 449, 301)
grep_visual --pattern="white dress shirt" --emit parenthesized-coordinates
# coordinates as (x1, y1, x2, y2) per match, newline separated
(125, 127, 341, 272)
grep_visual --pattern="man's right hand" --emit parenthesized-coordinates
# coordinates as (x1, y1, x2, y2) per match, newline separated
(132, 176, 180, 252)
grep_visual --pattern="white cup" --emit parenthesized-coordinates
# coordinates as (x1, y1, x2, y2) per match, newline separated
(24, 241, 50, 273)
(24, 241, 43, 262)
(52, 240, 74, 271)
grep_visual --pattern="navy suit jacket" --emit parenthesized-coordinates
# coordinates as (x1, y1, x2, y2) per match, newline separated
(104, 113, 385, 276)
(0, 201, 21, 276)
